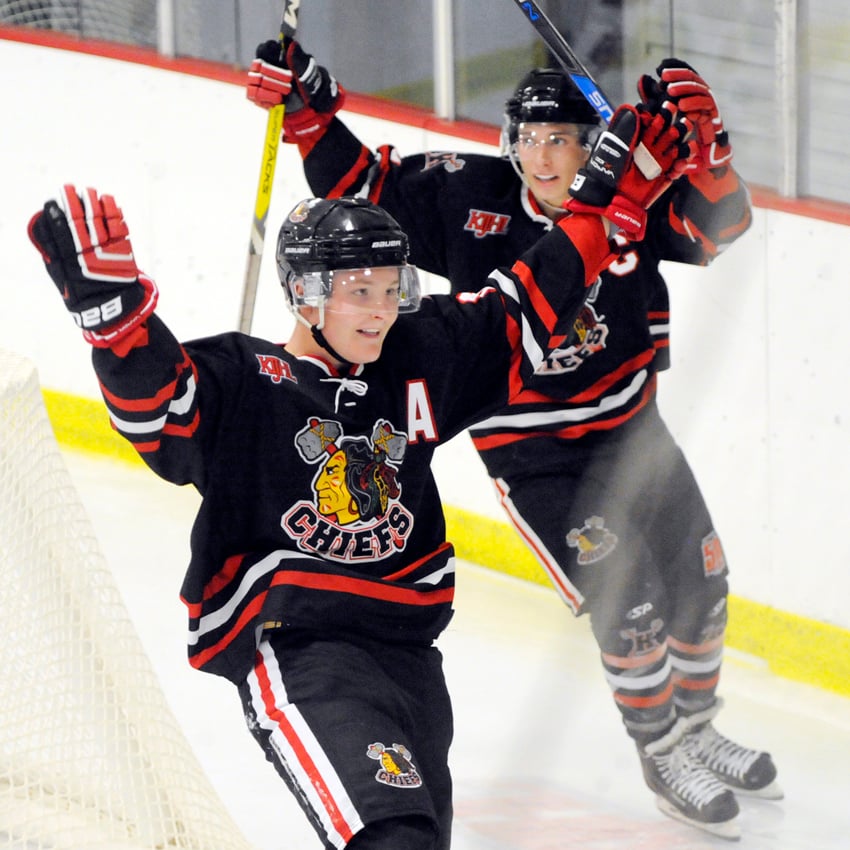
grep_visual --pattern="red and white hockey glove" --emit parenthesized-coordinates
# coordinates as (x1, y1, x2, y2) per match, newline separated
(639, 58, 733, 172)
(247, 38, 346, 142)
(565, 103, 695, 240)
(246, 41, 293, 108)
(28, 185, 157, 348)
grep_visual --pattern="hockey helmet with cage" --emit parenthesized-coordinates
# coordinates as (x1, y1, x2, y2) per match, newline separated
(501, 68, 602, 158)
(277, 196, 421, 315)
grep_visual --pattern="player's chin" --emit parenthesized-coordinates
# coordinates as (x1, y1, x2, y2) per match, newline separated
(540, 183, 569, 207)
(531, 182, 567, 209)
(347, 335, 387, 363)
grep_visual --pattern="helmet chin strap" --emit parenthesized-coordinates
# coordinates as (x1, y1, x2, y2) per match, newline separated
(286, 298, 354, 367)
(310, 325, 353, 367)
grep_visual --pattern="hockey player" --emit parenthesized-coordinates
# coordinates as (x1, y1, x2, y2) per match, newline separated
(246, 40, 782, 839)
(27, 102, 689, 850)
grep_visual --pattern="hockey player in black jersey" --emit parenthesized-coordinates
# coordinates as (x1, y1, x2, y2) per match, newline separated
(246, 40, 782, 839)
(28, 106, 688, 850)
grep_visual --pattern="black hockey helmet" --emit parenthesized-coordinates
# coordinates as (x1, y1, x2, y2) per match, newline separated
(501, 68, 602, 156)
(277, 196, 421, 315)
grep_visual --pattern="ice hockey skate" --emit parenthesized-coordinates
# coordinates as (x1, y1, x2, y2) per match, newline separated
(639, 719, 741, 840)
(681, 700, 783, 799)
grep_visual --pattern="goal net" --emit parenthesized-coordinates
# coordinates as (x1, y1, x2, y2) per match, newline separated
(0, 1, 159, 46)
(0, 349, 253, 850)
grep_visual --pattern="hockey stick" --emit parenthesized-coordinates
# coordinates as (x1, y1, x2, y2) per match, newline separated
(510, 0, 659, 177)
(510, 0, 615, 123)
(238, 0, 302, 334)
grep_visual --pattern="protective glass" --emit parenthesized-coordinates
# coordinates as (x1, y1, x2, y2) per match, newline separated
(287, 265, 422, 314)
(515, 123, 585, 152)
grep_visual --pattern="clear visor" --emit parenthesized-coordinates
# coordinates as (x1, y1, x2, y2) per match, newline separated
(287, 265, 422, 314)
(502, 120, 596, 158)
(515, 123, 587, 152)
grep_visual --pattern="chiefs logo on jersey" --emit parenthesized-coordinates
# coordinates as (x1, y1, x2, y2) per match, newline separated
(281, 417, 414, 562)
(464, 208, 511, 239)
(535, 280, 609, 374)
(535, 302, 609, 375)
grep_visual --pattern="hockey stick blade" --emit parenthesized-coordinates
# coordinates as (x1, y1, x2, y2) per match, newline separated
(238, 0, 302, 334)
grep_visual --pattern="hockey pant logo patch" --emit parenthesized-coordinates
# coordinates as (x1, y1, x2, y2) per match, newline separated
(367, 742, 422, 788)
(567, 516, 618, 564)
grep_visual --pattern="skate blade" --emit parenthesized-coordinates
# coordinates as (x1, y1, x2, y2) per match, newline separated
(655, 796, 742, 841)
(733, 779, 784, 800)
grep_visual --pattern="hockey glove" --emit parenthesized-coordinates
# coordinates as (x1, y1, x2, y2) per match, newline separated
(247, 38, 346, 142)
(246, 40, 292, 108)
(565, 103, 694, 240)
(28, 185, 157, 349)
(644, 58, 733, 172)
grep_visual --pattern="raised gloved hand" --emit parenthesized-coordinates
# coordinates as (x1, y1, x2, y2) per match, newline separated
(565, 103, 695, 240)
(28, 185, 157, 348)
(638, 58, 732, 171)
(246, 40, 292, 109)
(247, 38, 346, 141)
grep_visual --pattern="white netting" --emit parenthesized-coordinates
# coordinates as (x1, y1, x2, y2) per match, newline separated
(0, 0, 158, 46)
(0, 349, 253, 850)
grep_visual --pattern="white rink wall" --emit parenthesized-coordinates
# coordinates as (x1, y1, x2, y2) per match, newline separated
(2, 37, 849, 630)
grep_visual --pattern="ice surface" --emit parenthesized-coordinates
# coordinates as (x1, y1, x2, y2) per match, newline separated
(62, 450, 850, 850)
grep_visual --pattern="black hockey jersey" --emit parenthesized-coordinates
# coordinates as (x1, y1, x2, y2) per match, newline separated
(91, 213, 612, 682)
(300, 117, 752, 480)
